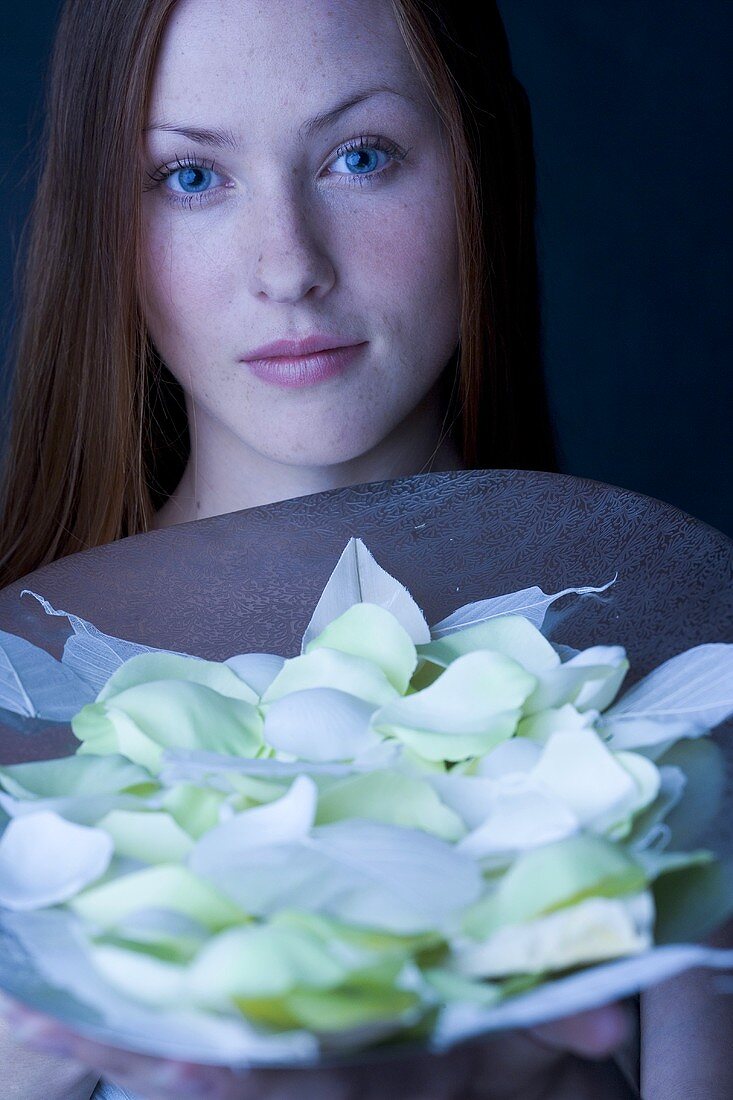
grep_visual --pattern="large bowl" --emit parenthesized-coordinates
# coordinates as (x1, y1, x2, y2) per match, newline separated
(0, 468, 730, 1070)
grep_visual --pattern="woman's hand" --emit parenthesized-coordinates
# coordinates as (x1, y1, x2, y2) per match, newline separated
(4, 990, 632, 1100)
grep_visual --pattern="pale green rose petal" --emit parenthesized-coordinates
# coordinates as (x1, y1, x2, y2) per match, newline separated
(0, 811, 113, 909)
(568, 647, 629, 712)
(381, 723, 520, 766)
(0, 788, 158, 828)
(397, 746, 450, 775)
(68, 864, 246, 932)
(218, 773, 289, 808)
(453, 892, 655, 978)
(96, 809, 195, 863)
(103, 907, 210, 962)
(305, 603, 418, 694)
(421, 967, 502, 1007)
(73, 681, 263, 774)
(230, 955, 420, 1034)
(523, 664, 615, 716)
(418, 615, 559, 676)
(262, 648, 399, 708)
(74, 706, 161, 773)
(110, 681, 263, 756)
(315, 770, 466, 842)
(529, 728, 660, 835)
(0, 754, 152, 800)
(232, 969, 422, 1035)
(97, 652, 259, 705)
(371, 652, 536, 763)
(160, 783, 231, 839)
(608, 751, 664, 839)
(271, 908, 441, 960)
(279, 979, 421, 1033)
(88, 942, 189, 1007)
(516, 704, 596, 745)
(0, 756, 161, 827)
(462, 833, 647, 938)
(187, 924, 351, 1009)
(263, 688, 382, 762)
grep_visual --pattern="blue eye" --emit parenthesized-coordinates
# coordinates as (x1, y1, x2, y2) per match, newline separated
(144, 154, 222, 209)
(329, 134, 407, 186)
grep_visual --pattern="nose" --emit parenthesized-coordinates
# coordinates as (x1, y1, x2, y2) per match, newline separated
(247, 182, 335, 303)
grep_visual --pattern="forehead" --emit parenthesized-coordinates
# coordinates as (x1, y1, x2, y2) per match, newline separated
(146, 0, 426, 141)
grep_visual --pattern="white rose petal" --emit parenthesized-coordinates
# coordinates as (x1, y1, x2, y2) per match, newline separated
(0, 811, 113, 909)
(530, 727, 659, 834)
(456, 781, 578, 859)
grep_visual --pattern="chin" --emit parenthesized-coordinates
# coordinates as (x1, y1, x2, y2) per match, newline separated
(251, 413, 402, 469)
(273, 442, 381, 469)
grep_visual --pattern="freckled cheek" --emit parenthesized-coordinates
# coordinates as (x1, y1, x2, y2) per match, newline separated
(346, 197, 457, 298)
(142, 225, 226, 340)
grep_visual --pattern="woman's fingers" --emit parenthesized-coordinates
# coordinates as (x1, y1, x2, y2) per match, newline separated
(528, 1002, 633, 1059)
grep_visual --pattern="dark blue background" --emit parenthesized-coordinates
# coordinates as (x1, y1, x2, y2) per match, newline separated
(2, 2, 731, 535)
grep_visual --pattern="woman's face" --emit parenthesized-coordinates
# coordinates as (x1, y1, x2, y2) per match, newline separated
(140, 0, 460, 470)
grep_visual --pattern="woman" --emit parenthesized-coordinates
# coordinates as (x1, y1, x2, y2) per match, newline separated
(0, 0, 556, 580)
(0, 0, 713, 1097)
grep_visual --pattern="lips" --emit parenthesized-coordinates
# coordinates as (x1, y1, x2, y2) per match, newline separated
(243, 343, 366, 388)
(241, 334, 364, 360)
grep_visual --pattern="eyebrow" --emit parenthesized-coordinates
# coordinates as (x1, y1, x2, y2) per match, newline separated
(143, 83, 413, 148)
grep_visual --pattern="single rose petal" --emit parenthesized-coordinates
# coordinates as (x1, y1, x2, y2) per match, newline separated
(0, 811, 112, 909)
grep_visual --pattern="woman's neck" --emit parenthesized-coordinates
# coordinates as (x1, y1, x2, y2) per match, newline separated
(151, 383, 465, 531)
